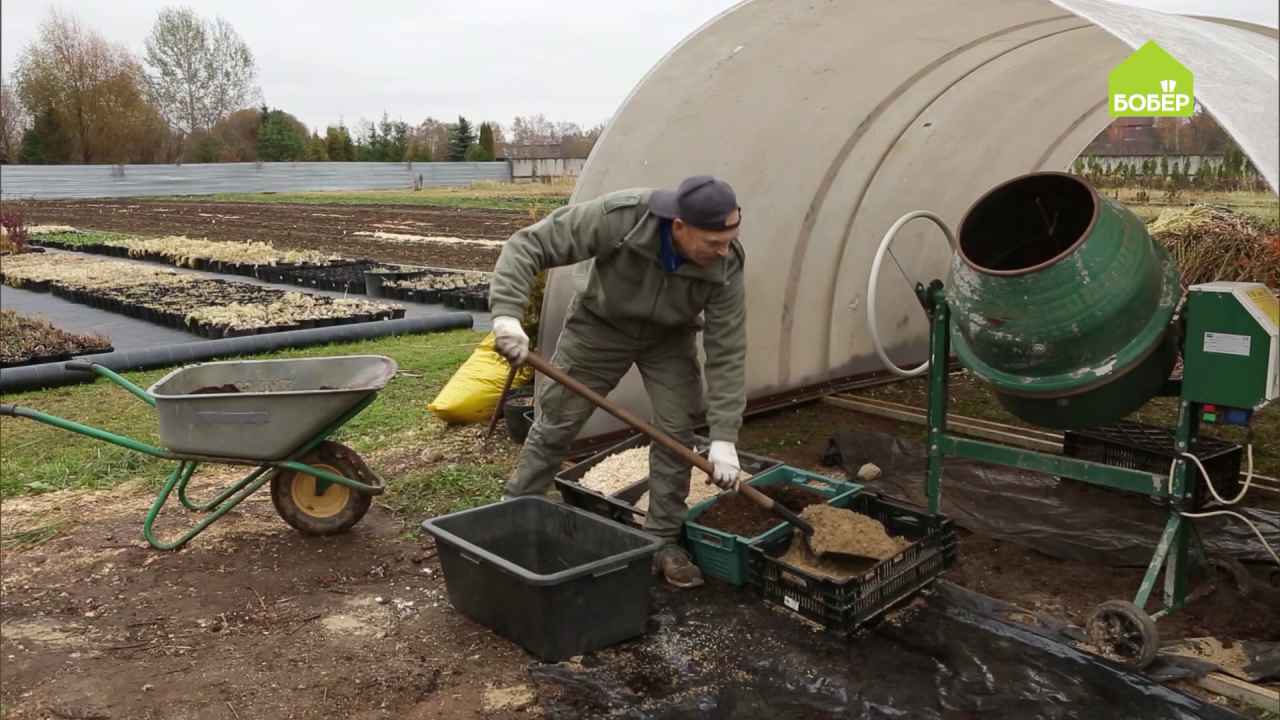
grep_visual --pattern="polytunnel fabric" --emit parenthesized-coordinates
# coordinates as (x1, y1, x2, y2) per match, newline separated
(527, 581, 1242, 719)
(823, 429, 1280, 566)
(539, 0, 1279, 444)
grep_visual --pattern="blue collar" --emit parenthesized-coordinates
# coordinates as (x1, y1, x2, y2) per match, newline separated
(658, 219, 686, 272)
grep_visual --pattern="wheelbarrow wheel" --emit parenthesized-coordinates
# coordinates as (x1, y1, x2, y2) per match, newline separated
(1086, 600, 1158, 670)
(271, 442, 373, 536)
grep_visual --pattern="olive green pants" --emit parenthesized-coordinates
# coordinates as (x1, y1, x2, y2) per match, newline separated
(505, 311, 702, 542)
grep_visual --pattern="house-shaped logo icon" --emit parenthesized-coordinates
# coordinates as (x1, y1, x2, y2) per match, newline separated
(1109, 41, 1194, 117)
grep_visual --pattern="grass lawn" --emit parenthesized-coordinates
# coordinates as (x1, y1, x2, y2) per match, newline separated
(151, 180, 574, 214)
(0, 329, 520, 519)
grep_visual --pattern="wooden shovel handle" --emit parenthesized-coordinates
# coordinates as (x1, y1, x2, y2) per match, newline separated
(485, 364, 520, 440)
(522, 351, 814, 536)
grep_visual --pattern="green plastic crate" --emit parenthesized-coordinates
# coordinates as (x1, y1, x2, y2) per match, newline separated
(682, 466, 860, 586)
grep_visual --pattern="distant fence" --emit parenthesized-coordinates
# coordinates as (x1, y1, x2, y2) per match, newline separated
(509, 157, 587, 182)
(0, 161, 512, 200)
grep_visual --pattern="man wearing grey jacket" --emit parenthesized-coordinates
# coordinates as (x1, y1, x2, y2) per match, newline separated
(488, 175, 747, 588)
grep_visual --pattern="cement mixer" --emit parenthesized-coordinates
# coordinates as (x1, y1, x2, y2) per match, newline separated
(869, 171, 1278, 668)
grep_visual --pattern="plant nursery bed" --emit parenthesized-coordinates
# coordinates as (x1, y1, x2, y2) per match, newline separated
(383, 269, 492, 307)
(0, 309, 113, 367)
(1, 254, 403, 339)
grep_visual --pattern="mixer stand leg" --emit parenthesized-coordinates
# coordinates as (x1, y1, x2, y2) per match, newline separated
(1134, 511, 1193, 619)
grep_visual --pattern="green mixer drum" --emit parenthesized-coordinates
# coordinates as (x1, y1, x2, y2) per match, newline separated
(946, 172, 1181, 429)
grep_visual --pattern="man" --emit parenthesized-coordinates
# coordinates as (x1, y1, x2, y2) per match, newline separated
(488, 175, 748, 589)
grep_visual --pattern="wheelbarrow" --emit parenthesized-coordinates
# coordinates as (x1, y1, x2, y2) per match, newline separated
(0, 355, 399, 550)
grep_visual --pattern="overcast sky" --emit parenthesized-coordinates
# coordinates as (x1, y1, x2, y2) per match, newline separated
(2, 0, 1275, 134)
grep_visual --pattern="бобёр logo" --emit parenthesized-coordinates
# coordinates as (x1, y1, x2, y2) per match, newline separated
(1109, 40, 1194, 117)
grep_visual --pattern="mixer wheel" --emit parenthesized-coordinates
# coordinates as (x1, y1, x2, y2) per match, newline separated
(1087, 600, 1159, 669)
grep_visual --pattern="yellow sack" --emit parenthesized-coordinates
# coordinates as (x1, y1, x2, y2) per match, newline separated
(427, 332, 533, 423)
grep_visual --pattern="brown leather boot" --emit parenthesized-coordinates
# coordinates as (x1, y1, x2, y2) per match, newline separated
(652, 545, 704, 589)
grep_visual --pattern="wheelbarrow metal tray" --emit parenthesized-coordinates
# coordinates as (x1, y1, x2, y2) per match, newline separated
(147, 355, 398, 461)
(422, 496, 663, 661)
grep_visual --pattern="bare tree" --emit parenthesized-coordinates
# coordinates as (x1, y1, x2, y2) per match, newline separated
(0, 80, 27, 163)
(145, 6, 257, 143)
(510, 114, 558, 145)
(413, 117, 451, 161)
(14, 10, 166, 163)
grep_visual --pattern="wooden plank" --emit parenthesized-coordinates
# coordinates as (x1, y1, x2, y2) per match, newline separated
(820, 395, 1063, 453)
(837, 394, 1064, 440)
(830, 393, 1280, 493)
(1197, 672, 1279, 713)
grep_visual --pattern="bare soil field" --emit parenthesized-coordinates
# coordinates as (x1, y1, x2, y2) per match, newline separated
(18, 200, 533, 271)
(0, 470, 532, 720)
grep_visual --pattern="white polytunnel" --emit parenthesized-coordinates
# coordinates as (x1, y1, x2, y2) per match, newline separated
(535, 0, 1280, 443)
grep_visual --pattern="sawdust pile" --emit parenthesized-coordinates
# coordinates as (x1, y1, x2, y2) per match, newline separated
(580, 448, 649, 494)
(578, 447, 718, 511)
(778, 533, 877, 581)
(800, 505, 909, 561)
(1147, 204, 1280, 288)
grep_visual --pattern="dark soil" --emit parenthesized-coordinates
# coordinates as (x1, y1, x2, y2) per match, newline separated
(19, 200, 530, 271)
(191, 384, 241, 395)
(696, 485, 827, 537)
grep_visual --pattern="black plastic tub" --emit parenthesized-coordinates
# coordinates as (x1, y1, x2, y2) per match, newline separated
(422, 497, 663, 661)
(504, 395, 535, 442)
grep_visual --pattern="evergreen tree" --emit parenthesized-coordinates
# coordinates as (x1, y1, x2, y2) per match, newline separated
(382, 114, 408, 162)
(18, 107, 71, 163)
(478, 122, 496, 160)
(256, 108, 305, 161)
(304, 132, 328, 161)
(448, 116, 476, 161)
(325, 125, 353, 161)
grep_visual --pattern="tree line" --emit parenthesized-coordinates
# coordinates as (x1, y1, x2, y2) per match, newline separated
(0, 8, 603, 165)
(1073, 146, 1266, 193)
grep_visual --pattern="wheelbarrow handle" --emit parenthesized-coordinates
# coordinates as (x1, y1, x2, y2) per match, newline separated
(0, 403, 18, 417)
(520, 351, 815, 536)
(63, 361, 156, 407)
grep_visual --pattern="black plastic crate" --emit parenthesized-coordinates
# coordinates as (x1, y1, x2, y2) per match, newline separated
(748, 493, 957, 635)
(1062, 421, 1241, 508)
(422, 497, 662, 662)
(556, 434, 782, 529)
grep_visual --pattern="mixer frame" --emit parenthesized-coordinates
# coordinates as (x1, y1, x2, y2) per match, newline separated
(918, 279, 1199, 668)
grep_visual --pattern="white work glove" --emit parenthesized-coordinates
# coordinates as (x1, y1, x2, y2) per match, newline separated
(492, 315, 529, 366)
(708, 441, 740, 490)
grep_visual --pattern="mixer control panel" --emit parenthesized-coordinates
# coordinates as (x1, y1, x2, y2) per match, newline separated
(1182, 282, 1278, 411)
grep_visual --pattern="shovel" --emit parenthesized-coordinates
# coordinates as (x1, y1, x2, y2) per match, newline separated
(520, 351, 816, 537)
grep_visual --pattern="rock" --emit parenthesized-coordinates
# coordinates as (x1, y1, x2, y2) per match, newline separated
(375, 596, 388, 605)
(856, 463, 882, 482)
(142, 684, 154, 692)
